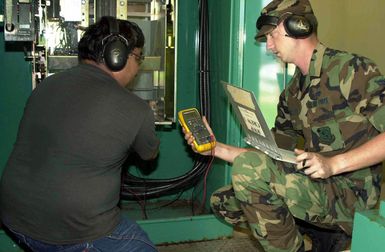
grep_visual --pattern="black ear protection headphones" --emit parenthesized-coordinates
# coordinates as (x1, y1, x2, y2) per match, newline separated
(101, 18, 131, 71)
(256, 12, 313, 38)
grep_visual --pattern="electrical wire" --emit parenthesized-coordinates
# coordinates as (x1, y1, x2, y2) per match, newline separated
(120, 0, 214, 213)
(121, 155, 212, 200)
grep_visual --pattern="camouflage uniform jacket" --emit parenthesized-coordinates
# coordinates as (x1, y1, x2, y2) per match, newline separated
(273, 42, 385, 205)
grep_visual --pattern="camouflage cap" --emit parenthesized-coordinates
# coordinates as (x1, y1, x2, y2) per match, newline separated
(255, 0, 317, 42)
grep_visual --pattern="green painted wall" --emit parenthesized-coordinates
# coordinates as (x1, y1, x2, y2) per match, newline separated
(204, 0, 234, 207)
(351, 201, 385, 251)
(0, 5, 32, 170)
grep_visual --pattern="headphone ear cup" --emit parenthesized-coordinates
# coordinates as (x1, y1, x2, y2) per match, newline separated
(284, 15, 313, 38)
(103, 36, 129, 71)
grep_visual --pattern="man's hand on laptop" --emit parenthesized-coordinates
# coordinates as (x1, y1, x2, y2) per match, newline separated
(295, 148, 336, 179)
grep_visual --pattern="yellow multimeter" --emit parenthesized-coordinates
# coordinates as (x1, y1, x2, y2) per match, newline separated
(178, 108, 216, 153)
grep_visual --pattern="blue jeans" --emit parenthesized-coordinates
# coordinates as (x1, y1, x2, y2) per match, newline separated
(6, 217, 158, 252)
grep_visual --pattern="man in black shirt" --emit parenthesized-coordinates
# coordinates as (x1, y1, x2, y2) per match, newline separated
(0, 16, 160, 251)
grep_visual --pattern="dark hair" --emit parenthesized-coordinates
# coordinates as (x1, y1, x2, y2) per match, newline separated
(77, 16, 145, 63)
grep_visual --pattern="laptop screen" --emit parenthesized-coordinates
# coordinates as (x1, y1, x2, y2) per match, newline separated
(222, 81, 277, 148)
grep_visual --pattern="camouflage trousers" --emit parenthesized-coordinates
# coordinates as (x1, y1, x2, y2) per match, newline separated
(210, 151, 379, 252)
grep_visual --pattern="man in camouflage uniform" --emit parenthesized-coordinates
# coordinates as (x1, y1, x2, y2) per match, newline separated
(184, 0, 385, 251)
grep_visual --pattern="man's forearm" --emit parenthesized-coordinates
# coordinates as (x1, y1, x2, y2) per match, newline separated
(332, 131, 385, 175)
(213, 142, 249, 163)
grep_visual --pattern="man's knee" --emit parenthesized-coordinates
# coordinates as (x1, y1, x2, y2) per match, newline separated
(232, 152, 265, 181)
(232, 151, 274, 192)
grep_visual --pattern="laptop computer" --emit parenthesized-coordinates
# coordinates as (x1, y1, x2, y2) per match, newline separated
(222, 81, 296, 164)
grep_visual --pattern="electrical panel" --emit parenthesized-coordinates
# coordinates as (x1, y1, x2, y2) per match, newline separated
(121, 0, 176, 124)
(3, 0, 176, 124)
(4, 0, 38, 41)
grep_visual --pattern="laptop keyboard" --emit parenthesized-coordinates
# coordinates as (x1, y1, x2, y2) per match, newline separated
(245, 136, 279, 157)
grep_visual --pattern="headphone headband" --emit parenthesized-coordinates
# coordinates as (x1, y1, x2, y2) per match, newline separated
(256, 12, 313, 39)
(108, 17, 119, 34)
(256, 15, 279, 29)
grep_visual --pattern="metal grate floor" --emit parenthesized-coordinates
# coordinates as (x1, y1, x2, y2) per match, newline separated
(157, 236, 264, 252)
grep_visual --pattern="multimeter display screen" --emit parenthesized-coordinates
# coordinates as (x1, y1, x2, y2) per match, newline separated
(183, 111, 211, 145)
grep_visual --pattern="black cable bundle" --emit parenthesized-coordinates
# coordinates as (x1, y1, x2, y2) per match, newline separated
(199, 0, 210, 121)
(121, 155, 211, 200)
(120, 0, 213, 204)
